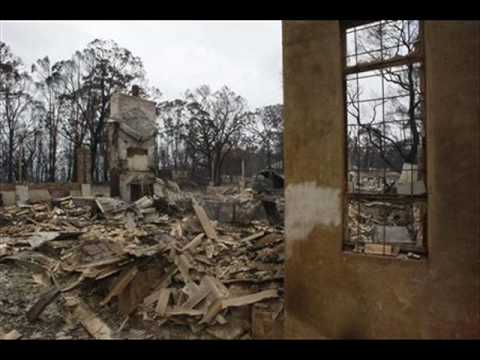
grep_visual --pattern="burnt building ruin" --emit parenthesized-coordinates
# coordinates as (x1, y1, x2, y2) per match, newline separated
(107, 86, 158, 202)
(283, 20, 479, 339)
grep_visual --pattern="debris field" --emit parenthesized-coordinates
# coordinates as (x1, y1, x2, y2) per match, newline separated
(0, 182, 284, 340)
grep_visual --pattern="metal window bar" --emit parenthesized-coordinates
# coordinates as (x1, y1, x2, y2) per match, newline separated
(354, 26, 361, 251)
(346, 43, 418, 62)
(346, 20, 398, 34)
(380, 21, 387, 255)
(346, 92, 421, 105)
(347, 66, 418, 81)
(347, 118, 424, 128)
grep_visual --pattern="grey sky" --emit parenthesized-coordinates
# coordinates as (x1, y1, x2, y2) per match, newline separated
(0, 20, 283, 109)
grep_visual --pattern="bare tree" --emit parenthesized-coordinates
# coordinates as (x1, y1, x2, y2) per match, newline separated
(183, 85, 253, 185)
(52, 51, 97, 181)
(248, 104, 283, 169)
(49, 40, 146, 183)
(0, 42, 35, 182)
(347, 85, 407, 173)
(353, 20, 423, 167)
(83, 39, 146, 182)
(157, 99, 188, 172)
(32, 56, 65, 181)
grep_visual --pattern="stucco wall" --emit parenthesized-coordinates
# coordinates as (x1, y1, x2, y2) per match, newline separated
(282, 20, 480, 339)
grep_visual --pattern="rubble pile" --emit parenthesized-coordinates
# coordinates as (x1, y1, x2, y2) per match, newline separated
(200, 186, 284, 227)
(346, 199, 425, 259)
(0, 183, 284, 340)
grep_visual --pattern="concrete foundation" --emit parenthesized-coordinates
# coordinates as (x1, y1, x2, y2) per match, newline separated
(0, 183, 82, 204)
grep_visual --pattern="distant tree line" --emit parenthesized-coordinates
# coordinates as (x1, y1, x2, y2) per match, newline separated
(0, 39, 283, 185)
(157, 88, 283, 185)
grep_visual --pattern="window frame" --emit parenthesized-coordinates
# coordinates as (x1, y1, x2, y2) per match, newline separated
(340, 20, 428, 257)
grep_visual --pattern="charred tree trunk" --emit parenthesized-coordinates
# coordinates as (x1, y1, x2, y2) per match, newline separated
(6, 91, 15, 183)
(90, 140, 98, 183)
(213, 149, 223, 186)
(266, 142, 272, 169)
(71, 145, 78, 182)
(48, 122, 57, 182)
(102, 132, 109, 182)
(7, 128, 14, 183)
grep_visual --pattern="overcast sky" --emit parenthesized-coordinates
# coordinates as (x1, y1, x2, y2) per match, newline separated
(0, 20, 283, 109)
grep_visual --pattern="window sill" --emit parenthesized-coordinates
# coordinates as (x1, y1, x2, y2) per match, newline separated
(342, 250, 428, 263)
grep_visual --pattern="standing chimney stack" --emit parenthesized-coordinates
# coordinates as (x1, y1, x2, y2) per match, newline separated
(132, 85, 140, 97)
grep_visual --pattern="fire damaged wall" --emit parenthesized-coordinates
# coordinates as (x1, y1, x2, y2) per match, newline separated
(107, 91, 158, 201)
(282, 21, 480, 338)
